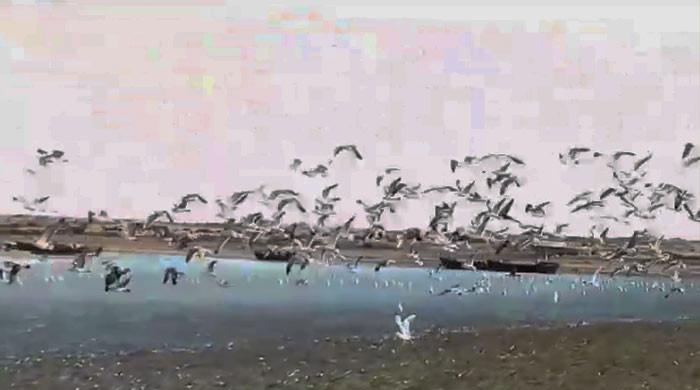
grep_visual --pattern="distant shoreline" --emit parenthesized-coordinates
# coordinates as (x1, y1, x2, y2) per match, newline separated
(2, 228, 700, 279)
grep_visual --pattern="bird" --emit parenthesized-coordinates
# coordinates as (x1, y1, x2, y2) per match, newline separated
(374, 259, 396, 272)
(567, 191, 593, 206)
(37, 149, 66, 166)
(499, 176, 521, 195)
(525, 202, 550, 217)
(185, 246, 213, 263)
(479, 154, 525, 165)
(277, 197, 306, 213)
(70, 247, 102, 272)
(289, 158, 302, 171)
(633, 153, 653, 171)
(268, 189, 300, 200)
(683, 156, 700, 167)
(449, 159, 462, 173)
(376, 167, 400, 186)
(611, 151, 636, 161)
(395, 313, 416, 341)
(682, 143, 695, 159)
(162, 267, 185, 285)
(321, 184, 339, 199)
(346, 256, 363, 273)
(206, 260, 219, 275)
(571, 200, 604, 213)
(286, 254, 311, 276)
(683, 204, 700, 222)
(438, 284, 474, 296)
(301, 164, 329, 178)
(145, 210, 174, 229)
(333, 144, 363, 160)
(560, 147, 591, 164)
(31, 218, 68, 251)
(12, 195, 50, 211)
(583, 266, 604, 288)
(0, 261, 31, 285)
(104, 265, 131, 292)
(171, 193, 208, 213)
(554, 223, 570, 235)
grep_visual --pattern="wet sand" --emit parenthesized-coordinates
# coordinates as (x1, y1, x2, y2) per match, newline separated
(3, 321, 700, 389)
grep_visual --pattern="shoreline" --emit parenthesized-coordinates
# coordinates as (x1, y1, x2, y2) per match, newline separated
(2, 231, 700, 279)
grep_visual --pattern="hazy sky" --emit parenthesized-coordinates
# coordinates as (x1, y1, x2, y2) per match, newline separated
(0, 1, 698, 238)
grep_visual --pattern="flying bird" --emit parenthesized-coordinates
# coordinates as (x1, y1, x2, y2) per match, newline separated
(185, 246, 213, 263)
(633, 153, 653, 171)
(525, 202, 550, 217)
(395, 313, 417, 341)
(682, 143, 695, 159)
(277, 197, 306, 213)
(289, 158, 302, 171)
(145, 210, 174, 229)
(286, 254, 311, 276)
(374, 259, 396, 272)
(333, 144, 363, 160)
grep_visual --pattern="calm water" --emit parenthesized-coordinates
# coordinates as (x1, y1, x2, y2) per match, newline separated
(0, 252, 696, 358)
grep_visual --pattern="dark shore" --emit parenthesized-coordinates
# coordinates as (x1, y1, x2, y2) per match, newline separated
(3, 321, 700, 389)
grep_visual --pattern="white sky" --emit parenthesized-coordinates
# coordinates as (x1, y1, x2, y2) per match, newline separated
(1, 1, 699, 239)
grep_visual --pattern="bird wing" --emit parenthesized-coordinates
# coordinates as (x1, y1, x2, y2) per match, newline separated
(351, 146, 363, 160)
(682, 143, 694, 159)
(215, 235, 232, 254)
(626, 231, 638, 249)
(35, 224, 60, 247)
(72, 252, 87, 269)
(633, 154, 652, 170)
(684, 156, 700, 167)
(322, 184, 338, 198)
(295, 199, 307, 213)
(394, 315, 404, 329)
(185, 248, 197, 262)
(333, 145, 345, 157)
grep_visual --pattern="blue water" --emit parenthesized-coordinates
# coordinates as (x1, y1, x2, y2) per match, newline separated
(0, 252, 696, 358)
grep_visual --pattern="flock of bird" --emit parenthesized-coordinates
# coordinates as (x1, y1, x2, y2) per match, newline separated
(3, 142, 700, 302)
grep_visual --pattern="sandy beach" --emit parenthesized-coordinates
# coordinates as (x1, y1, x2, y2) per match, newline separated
(2, 320, 700, 390)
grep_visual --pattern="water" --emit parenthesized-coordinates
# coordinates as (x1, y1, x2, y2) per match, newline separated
(0, 252, 696, 358)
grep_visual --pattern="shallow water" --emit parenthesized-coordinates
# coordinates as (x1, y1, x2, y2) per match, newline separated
(0, 252, 696, 358)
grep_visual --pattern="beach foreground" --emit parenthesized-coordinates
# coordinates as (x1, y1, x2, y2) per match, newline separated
(3, 321, 700, 390)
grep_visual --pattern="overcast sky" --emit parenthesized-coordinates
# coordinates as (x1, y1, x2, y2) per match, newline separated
(0, 1, 698, 238)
